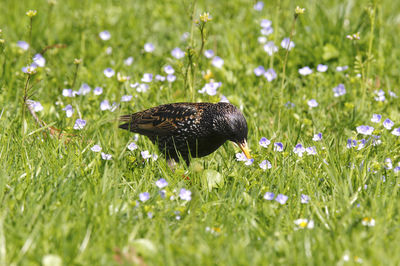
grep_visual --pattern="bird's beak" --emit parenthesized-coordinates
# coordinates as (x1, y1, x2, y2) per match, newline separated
(237, 140, 251, 159)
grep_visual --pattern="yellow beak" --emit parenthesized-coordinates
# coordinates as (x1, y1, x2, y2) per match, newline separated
(237, 140, 251, 159)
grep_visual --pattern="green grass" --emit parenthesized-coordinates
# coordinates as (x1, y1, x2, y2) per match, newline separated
(1, 0, 400, 265)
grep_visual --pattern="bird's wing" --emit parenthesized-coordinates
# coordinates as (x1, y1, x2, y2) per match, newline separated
(119, 103, 203, 136)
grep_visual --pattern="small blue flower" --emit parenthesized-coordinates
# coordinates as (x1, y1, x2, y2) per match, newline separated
(263, 192, 274, 200)
(17, 41, 29, 51)
(333, 84, 346, 97)
(155, 75, 165, 81)
(101, 152, 112, 160)
(139, 192, 150, 202)
(301, 194, 310, 204)
(356, 125, 374, 135)
(293, 144, 306, 157)
(79, 83, 91, 95)
(374, 90, 385, 102)
(156, 178, 168, 189)
(336, 65, 348, 72)
(136, 84, 149, 93)
(312, 133, 322, 141)
(275, 194, 288, 204)
(93, 87, 103, 95)
(392, 127, 400, 136)
(261, 26, 273, 36)
(274, 142, 284, 152)
(73, 119, 86, 130)
(235, 152, 247, 162)
(141, 73, 153, 83)
(281, 38, 295, 50)
(259, 137, 270, 148)
(124, 56, 133, 66)
(179, 188, 192, 201)
(141, 150, 152, 160)
(99, 30, 111, 41)
(204, 49, 214, 58)
(285, 101, 295, 108)
(264, 41, 278, 55)
(254, 66, 265, 76)
(254, 1, 264, 11)
(63, 104, 73, 117)
(245, 158, 254, 166)
(91, 145, 102, 152)
(104, 68, 115, 78)
(299, 66, 313, 76)
(100, 100, 111, 111)
(62, 89, 74, 97)
(306, 146, 317, 155)
(33, 54, 45, 67)
(171, 47, 185, 59)
(385, 158, 393, 170)
(357, 139, 367, 150)
(264, 68, 277, 82)
(346, 139, 357, 149)
(167, 74, 176, 83)
(212, 56, 224, 68)
(383, 118, 394, 130)
(394, 166, 400, 173)
(121, 95, 132, 102)
(127, 142, 138, 151)
(28, 100, 43, 112)
(164, 65, 175, 75)
(389, 90, 398, 98)
(198, 81, 221, 96)
(258, 36, 267, 44)
(260, 19, 271, 28)
(317, 64, 328, 72)
(307, 99, 318, 108)
(371, 114, 382, 123)
(259, 160, 272, 170)
(144, 43, 154, 53)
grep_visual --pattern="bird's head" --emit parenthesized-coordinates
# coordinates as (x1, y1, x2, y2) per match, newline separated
(213, 103, 251, 159)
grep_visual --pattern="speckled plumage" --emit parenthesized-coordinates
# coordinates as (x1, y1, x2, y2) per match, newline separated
(119, 102, 250, 165)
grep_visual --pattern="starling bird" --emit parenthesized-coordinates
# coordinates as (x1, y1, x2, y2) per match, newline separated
(119, 102, 251, 165)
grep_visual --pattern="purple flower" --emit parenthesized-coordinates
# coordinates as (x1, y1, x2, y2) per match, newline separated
(121, 95, 132, 102)
(171, 47, 185, 59)
(22, 65, 37, 74)
(62, 89, 74, 97)
(198, 81, 221, 96)
(299, 66, 313, 76)
(394, 166, 400, 173)
(144, 43, 154, 53)
(336, 65, 348, 72)
(127, 142, 138, 151)
(99, 30, 111, 41)
(139, 192, 150, 202)
(347, 139, 357, 148)
(167, 74, 176, 83)
(63, 104, 73, 117)
(179, 188, 192, 201)
(306, 146, 317, 155)
(293, 143, 306, 157)
(91, 145, 102, 152)
(333, 84, 346, 97)
(307, 99, 318, 108)
(389, 90, 398, 98)
(164, 65, 175, 75)
(275, 194, 288, 204)
(220, 95, 230, 103)
(93, 87, 103, 95)
(101, 152, 112, 160)
(301, 194, 310, 204)
(254, 66, 265, 76)
(313, 133, 322, 141)
(212, 56, 224, 68)
(259, 137, 270, 148)
(124, 56, 133, 66)
(260, 19, 271, 28)
(28, 100, 43, 112)
(259, 160, 272, 170)
(236, 152, 247, 162)
(33, 54, 45, 67)
(356, 125, 374, 135)
(264, 41, 278, 55)
(100, 100, 111, 111)
(374, 90, 385, 102)
(392, 127, 400, 136)
(261, 27, 273, 36)
(104, 68, 115, 78)
(136, 84, 149, 93)
(317, 64, 328, 72)
(141, 73, 153, 82)
(357, 139, 367, 150)
(155, 178, 168, 189)
(73, 119, 86, 130)
(204, 49, 215, 58)
(254, 1, 264, 11)
(155, 75, 165, 81)
(383, 118, 394, 130)
(281, 38, 295, 50)
(245, 158, 254, 166)
(263, 192, 274, 200)
(274, 142, 284, 152)
(258, 36, 267, 44)
(17, 41, 29, 50)
(141, 150, 152, 160)
(371, 114, 381, 123)
(264, 68, 277, 82)
(79, 83, 91, 95)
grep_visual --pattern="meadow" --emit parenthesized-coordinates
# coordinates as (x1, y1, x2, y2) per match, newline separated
(1, 0, 400, 265)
